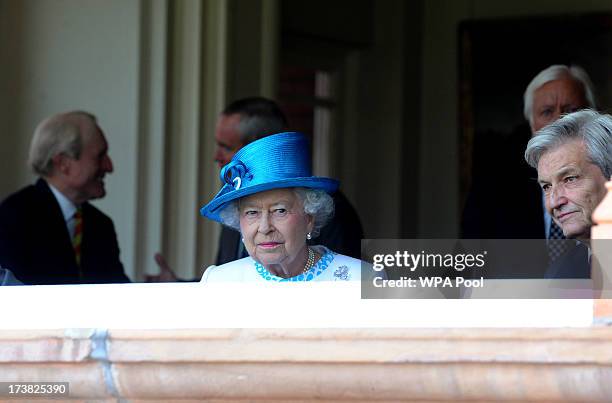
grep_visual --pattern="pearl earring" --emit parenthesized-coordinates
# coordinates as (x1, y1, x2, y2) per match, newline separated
(306, 232, 312, 240)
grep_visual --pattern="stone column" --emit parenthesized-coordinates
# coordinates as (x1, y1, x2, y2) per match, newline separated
(592, 179, 612, 320)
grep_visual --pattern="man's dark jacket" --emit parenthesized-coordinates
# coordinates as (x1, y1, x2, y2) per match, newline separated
(544, 243, 590, 279)
(0, 179, 130, 285)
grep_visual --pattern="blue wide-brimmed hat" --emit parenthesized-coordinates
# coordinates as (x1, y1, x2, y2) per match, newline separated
(200, 132, 339, 223)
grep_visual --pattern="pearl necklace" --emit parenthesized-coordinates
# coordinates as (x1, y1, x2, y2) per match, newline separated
(303, 247, 315, 274)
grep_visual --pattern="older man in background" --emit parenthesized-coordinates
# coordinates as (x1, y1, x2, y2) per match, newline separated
(0, 111, 130, 284)
(524, 65, 596, 134)
(525, 109, 611, 278)
(462, 65, 597, 251)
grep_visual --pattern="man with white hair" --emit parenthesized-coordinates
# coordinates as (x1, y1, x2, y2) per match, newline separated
(525, 110, 611, 277)
(523, 65, 596, 134)
(0, 111, 130, 284)
(462, 64, 597, 252)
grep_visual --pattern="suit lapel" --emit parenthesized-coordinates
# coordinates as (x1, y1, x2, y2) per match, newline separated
(35, 179, 78, 266)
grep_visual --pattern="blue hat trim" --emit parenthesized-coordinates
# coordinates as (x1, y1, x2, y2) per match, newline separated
(200, 132, 339, 223)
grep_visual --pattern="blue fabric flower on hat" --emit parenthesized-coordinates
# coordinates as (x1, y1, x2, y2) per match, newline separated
(221, 160, 252, 190)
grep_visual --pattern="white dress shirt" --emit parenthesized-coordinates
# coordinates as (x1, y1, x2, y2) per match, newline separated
(48, 183, 78, 239)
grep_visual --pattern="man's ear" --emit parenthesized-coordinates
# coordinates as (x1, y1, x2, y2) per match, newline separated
(52, 153, 71, 176)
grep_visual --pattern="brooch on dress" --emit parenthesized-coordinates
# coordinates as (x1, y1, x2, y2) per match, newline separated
(333, 265, 350, 281)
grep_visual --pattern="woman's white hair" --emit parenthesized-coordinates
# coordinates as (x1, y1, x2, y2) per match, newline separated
(218, 187, 335, 237)
(523, 65, 596, 129)
(525, 109, 612, 179)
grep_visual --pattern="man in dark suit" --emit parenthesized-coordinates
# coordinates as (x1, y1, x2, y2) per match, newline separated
(462, 65, 597, 244)
(525, 110, 612, 279)
(0, 111, 130, 285)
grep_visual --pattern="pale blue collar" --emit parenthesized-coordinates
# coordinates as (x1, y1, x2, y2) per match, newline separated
(253, 246, 335, 282)
(48, 182, 78, 222)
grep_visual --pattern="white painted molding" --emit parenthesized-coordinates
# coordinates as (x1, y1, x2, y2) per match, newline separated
(164, 0, 205, 278)
(135, 0, 169, 279)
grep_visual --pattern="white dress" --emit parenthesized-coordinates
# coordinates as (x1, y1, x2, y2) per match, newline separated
(201, 245, 376, 283)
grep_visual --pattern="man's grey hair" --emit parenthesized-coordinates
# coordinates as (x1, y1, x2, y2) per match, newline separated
(219, 187, 334, 238)
(525, 109, 612, 179)
(222, 97, 288, 144)
(28, 111, 98, 176)
(523, 65, 597, 128)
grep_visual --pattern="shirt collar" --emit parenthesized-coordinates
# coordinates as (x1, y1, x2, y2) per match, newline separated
(48, 183, 78, 221)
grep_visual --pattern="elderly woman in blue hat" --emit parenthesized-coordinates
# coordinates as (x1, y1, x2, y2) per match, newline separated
(200, 132, 366, 282)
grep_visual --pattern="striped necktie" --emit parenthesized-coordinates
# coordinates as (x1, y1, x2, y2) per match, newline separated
(72, 207, 83, 267)
(548, 220, 568, 263)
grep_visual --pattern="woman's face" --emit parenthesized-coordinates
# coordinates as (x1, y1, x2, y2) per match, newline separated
(239, 188, 313, 277)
